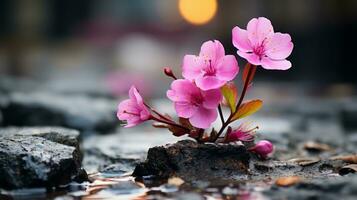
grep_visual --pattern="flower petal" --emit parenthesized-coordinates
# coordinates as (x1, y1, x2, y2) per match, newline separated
(265, 33, 293, 60)
(237, 51, 261, 66)
(202, 89, 222, 109)
(261, 57, 292, 70)
(129, 86, 144, 106)
(182, 55, 205, 81)
(247, 17, 274, 46)
(196, 76, 226, 91)
(189, 107, 217, 129)
(215, 55, 239, 81)
(199, 40, 225, 64)
(232, 26, 252, 52)
(117, 99, 133, 120)
(167, 79, 198, 102)
(174, 102, 197, 118)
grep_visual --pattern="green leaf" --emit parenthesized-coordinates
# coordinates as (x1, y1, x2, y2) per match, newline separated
(231, 99, 263, 121)
(221, 82, 238, 113)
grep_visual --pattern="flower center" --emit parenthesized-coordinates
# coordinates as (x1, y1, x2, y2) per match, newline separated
(190, 93, 204, 106)
(203, 59, 216, 76)
(253, 44, 265, 59)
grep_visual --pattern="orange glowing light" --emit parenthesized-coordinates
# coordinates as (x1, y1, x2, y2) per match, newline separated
(178, 0, 218, 25)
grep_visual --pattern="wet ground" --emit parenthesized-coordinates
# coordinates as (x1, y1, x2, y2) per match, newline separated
(1, 78, 357, 199)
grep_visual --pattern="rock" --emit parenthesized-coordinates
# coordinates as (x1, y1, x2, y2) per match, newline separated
(0, 126, 80, 150)
(264, 175, 357, 200)
(341, 99, 357, 131)
(0, 127, 87, 189)
(0, 92, 118, 133)
(83, 147, 140, 175)
(133, 140, 250, 180)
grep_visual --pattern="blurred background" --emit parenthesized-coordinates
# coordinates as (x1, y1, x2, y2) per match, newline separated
(0, 0, 356, 98)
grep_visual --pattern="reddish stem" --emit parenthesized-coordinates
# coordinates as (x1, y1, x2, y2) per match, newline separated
(212, 64, 256, 142)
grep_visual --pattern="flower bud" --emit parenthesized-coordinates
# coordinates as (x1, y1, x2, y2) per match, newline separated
(250, 140, 273, 158)
(163, 67, 177, 80)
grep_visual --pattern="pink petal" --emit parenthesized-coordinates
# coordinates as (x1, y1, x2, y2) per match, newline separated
(117, 99, 131, 120)
(232, 26, 252, 52)
(196, 76, 226, 91)
(167, 79, 198, 102)
(215, 55, 239, 81)
(237, 51, 261, 66)
(129, 86, 145, 107)
(265, 33, 293, 60)
(247, 17, 274, 46)
(117, 99, 139, 120)
(140, 109, 151, 120)
(202, 89, 222, 109)
(189, 107, 217, 129)
(174, 102, 198, 118)
(261, 57, 292, 70)
(182, 55, 205, 81)
(124, 118, 141, 128)
(199, 40, 225, 64)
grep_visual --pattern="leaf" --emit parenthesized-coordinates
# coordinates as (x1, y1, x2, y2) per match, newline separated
(303, 141, 332, 152)
(288, 157, 320, 166)
(221, 82, 238, 112)
(168, 125, 189, 137)
(231, 100, 263, 121)
(168, 177, 185, 186)
(330, 154, 357, 164)
(242, 63, 257, 86)
(179, 117, 193, 129)
(275, 176, 301, 187)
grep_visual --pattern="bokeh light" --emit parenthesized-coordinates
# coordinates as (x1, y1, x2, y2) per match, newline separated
(178, 0, 218, 25)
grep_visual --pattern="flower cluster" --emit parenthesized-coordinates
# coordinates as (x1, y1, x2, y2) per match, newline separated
(117, 17, 293, 159)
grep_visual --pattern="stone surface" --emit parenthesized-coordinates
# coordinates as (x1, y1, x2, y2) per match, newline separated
(133, 140, 250, 180)
(264, 175, 357, 200)
(0, 127, 87, 189)
(0, 126, 80, 150)
(0, 92, 118, 133)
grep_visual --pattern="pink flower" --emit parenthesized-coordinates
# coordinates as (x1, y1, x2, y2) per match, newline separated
(167, 79, 222, 128)
(226, 123, 257, 142)
(117, 86, 151, 127)
(232, 17, 293, 70)
(250, 140, 274, 158)
(182, 40, 239, 91)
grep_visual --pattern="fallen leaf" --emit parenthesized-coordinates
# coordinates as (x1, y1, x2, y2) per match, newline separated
(221, 82, 238, 112)
(330, 154, 357, 164)
(288, 157, 320, 166)
(168, 177, 185, 186)
(303, 141, 332, 152)
(275, 176, 301, 187)
(339, 164, 357, 176)
(231, 100, 263, 121)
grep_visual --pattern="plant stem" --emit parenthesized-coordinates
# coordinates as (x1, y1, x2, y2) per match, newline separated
(218, 104, 224, 125)
(150, 115, 190, 132)
(144, 102, 190, 132)
(212, 64, 256, 142)
(144, 102, 173, 122)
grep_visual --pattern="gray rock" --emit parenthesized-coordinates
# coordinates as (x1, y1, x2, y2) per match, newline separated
(83, 147, 140, 175)
(0, 127, 87, 189)
(264, 175, 357, 200)
(341, 99, 357, 131)
(133, 140, 250, 180)
(0, 92, 118, 133)
(0, 126, 80, 149)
